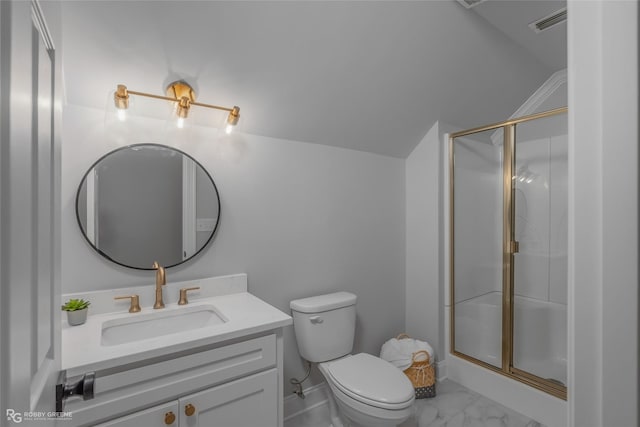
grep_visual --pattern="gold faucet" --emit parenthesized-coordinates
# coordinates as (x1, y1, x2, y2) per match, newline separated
(152, 261, 166, 309)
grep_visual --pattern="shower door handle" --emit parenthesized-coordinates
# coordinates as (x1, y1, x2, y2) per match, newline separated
(510, 241, 520, 254)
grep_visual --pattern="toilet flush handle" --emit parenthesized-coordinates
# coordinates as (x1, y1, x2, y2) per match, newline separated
(309, 316, 323, 324)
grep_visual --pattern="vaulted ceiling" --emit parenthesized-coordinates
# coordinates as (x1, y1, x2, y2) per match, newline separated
(61, 1, 566, 158)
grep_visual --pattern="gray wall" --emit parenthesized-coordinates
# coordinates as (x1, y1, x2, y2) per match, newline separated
(62, 104, 406, 391)
(405, 121, 456, 363)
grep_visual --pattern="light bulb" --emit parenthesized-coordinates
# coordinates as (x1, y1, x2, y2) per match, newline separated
(177, 117, 185, 129)
(117, 108, 127, 122)
(225, 106, 239, 134)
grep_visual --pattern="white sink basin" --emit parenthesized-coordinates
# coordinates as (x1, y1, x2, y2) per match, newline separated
(101, 304, 227, 346)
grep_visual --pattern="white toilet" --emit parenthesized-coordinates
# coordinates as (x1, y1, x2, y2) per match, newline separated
(290, 292, 415, 427)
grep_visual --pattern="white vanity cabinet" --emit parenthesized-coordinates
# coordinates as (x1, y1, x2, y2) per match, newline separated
(95, 369, 277, 427)
(66, 333, 283, 427)
(60, 276, 292, 427)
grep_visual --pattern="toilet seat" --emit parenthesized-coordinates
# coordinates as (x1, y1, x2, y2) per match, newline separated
(321, 353, 414, 410)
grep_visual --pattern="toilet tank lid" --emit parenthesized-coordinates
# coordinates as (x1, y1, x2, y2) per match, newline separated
(290, 292, 357, 313)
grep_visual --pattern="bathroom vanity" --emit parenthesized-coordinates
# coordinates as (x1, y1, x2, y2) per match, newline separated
(60, 274, 291, 427)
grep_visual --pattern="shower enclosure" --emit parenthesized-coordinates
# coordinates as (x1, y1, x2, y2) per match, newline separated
(449, 107, 567, 399)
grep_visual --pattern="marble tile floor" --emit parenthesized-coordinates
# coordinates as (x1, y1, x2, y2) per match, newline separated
(284, 379, 544, 427)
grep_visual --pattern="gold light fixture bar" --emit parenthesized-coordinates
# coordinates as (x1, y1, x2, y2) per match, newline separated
(114, 81, 240, 133)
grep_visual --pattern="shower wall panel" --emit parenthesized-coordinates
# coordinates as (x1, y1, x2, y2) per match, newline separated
(453, 136, 502, 304)
(512, 134, 567, 304)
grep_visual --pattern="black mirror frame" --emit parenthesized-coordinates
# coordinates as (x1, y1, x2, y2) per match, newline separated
(75, 143, 221, 270)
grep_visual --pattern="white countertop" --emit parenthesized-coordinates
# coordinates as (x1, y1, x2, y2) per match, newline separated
(62, 275, 292, 377)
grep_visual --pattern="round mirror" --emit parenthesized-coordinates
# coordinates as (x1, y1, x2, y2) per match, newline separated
(76, 143, 220, 270)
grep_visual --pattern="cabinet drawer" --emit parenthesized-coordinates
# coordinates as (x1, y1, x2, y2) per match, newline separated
(68, 334, 276, 426)
(94, 401, 179, 427)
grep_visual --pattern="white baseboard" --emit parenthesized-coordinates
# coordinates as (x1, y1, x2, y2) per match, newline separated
(283, 382, 330, 422)
(436, 360, 447, 381)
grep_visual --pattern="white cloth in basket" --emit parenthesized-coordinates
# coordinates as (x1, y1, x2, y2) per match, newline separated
(380, 336, 435, 370)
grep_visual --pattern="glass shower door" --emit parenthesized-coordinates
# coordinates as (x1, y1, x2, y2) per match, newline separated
(511, 112, 568, 391)
(450, 107, 568, 399)
(451, 128, 504, 369)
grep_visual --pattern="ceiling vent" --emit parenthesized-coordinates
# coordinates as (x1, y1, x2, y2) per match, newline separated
(529, 8, 567, 33)
(456, 0, 488, 9)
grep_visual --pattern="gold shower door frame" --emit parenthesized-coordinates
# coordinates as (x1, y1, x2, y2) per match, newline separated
(449, 107, 568, 400)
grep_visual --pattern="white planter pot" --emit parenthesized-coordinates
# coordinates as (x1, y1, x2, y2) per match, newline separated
(66, 308, 88, 326)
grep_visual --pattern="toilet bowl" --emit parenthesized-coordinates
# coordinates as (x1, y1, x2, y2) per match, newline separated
(319, 353, 414, 427)
(290, 292, 415, 427)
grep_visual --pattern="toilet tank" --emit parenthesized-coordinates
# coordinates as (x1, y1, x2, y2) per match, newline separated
(290, 292, 357, 362)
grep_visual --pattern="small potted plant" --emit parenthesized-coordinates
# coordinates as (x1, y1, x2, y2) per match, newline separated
(62, 298, 91, 326)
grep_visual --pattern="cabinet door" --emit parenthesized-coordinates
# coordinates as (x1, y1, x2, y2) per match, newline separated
(95, 401, 179, 427)
(180, 369, 278, 427)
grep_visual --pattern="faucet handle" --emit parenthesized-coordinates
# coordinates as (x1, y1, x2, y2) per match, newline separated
(178, 287, 200, 306)
(114, 295, 141, 313)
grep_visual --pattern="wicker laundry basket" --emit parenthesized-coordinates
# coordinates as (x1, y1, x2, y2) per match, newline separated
(397, 334, 436, 399)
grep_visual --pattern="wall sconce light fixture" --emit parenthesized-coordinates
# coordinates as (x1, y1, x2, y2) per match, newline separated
(114, 81, 240, 134)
